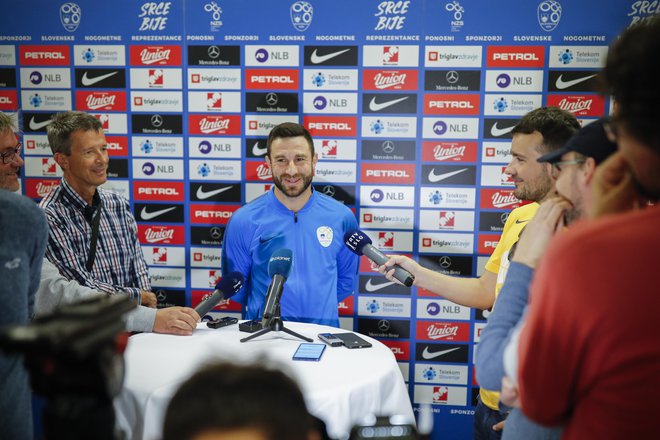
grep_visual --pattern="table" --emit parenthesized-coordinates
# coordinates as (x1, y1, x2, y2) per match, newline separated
(115, 321, 414, 440)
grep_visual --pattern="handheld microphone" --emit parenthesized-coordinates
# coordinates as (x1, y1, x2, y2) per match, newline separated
(194, 271, 244, 317)
(261, 249, 293, 326)
(343, 230, 414, 287)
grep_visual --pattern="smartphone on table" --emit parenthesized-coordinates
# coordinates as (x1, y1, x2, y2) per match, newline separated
(292, 343, 326, 361)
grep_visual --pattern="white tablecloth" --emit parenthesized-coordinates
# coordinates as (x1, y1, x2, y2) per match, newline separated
(116, 321, 414, 440)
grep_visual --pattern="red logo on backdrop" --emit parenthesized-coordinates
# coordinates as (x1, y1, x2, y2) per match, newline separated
(0, 90, 18, 110)
(363, 69, 418, 90)
(500, 166, 514, 185)
(478, 234, 501, 255)
(208, 270, 221, 288)
(418, 286, 439, 297)
(424, 94, 480, 115)
(304, 116, 357, 137)
(76, 91, 127, 111)
(363, 213, 373, 223)
(487, 46, 545, 67)
(381, 340, 410, 361)
(362, 163, 415, 184)
(191, 291, 242, 312)
(382, 46, 399, 65)
(42, 158, 57, 175)
(20, 45, 70, 65)
(320, 140, 337, 158)
(105, 136, 128, 156)
(24, 179, 59, 199)
(152, 247, 168, 264)
(439, 211, 455, 228)
(148, 69, 164, 87)
(133, 181, 184, 202)
(422, 237, 432, 248)
(129, 45, 182, 66)
(190, 204, 239, 225)
(138, 225, 185, 245)
(432, 386, 449, 403)
(422, 141, 478, 162)
(245, 69, 299, 90)
(359, 255, 380, 273)
(378, 232, 395, 249)
(416, 322, 470, 342)
(206, 92, 222, 110)
(546, 94, 605, 117)
(480, 189, 524, 209)
(338, 295, 355, 315)
(93, 114, 111, 130)
(245, 161, 272, 181)
(188, 115, 241, 135)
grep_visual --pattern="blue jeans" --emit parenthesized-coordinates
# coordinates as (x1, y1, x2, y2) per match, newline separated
(474, 397, 506, 440)
(502, 408, 563, 440)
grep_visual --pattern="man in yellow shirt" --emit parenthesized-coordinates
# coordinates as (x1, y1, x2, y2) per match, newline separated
(381, 107, 580, 439)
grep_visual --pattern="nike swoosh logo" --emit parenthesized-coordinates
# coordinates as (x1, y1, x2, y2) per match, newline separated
(365, 279, 396, 292)
(490, 122, 515, 137)
(428, 168, 467, 183)
(81, 71, 118, 86)
(196, 185, 232, 200)
(422, 346, 460, 360)
(29, 117, 52, 131)
(310, 48, 351, 64)
(515, 219, 529, 224)
(555, 73, 597, 90)
(140, 206, 176, 220)
(369, 96, 409, 112)
(252, 142, 267, 156)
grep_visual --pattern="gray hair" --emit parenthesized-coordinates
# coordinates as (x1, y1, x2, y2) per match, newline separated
(46, 111, 103, 155)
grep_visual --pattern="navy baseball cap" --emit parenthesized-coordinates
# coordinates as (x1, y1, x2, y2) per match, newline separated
(537, 117, 618, 165)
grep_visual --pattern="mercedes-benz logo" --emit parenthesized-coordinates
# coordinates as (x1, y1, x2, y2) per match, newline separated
(207, 45, 220, 59)
(378, 319, 390, 332)
(156, 290, 167, 302)
(446, 70, 459, 84)
(500, 212, 510, 225)
(209, 226, 223, 240)
(151, 114, 163, 127)
(265, 92, 278, 106)
(321, 185, 335, 197)
(439, 256, 452, 268)
(382, 140, 395, 153)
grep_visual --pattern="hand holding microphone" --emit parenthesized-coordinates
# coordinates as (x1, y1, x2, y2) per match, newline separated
(343, 230, 415, 287)
(194, 271, 244, 318)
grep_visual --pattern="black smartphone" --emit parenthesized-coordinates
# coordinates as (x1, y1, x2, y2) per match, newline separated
(332, 332, 372, 349)
(207, 316, 238, 329)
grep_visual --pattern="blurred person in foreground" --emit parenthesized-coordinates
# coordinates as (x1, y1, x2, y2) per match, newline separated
(516, 16, 660, 439)
(163, 361, 324, 440)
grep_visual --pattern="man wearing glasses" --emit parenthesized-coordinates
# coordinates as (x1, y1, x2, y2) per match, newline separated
(475, 118, 618, 439)
(0, 117, 22, 192)
(221, 122, 358, 327)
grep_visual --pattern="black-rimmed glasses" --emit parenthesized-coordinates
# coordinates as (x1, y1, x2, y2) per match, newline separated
(0, 143, 21, 164)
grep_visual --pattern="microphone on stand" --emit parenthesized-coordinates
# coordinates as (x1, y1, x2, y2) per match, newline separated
(261, 249, 293, 326)
(343, 229, 414, 287)
(194, 272, 244, 318)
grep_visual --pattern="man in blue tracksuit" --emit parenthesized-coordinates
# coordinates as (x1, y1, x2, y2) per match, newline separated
(222, 122, 358, 327)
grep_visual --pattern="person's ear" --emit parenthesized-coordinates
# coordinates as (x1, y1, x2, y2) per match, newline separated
(583, 157, 597, 186)
(53, 152, 68, 171)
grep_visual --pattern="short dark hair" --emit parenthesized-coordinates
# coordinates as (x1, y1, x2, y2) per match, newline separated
(46, 111, 103, 155)
(266, 122, 314, 158)
(511, 106, 580, 154)
(163, 361, 318, 440)
(602, 16, 660, 154)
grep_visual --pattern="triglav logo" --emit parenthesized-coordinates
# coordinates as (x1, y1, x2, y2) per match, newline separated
(60, 3, 81, 32)
(445, 1, 464, 32)
(204, 1, 223, 31)
(290, 1, 313, 32)
(537, 0, 561, 32)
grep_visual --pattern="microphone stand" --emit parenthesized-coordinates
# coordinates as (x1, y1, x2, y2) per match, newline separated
(240, 303, 312, 343)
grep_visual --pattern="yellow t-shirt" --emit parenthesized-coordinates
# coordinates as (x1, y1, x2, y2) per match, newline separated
(479, 202, 539, 410)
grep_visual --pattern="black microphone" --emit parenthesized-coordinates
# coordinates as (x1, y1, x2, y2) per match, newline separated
(261, 249, 293, 326)
(194, 272, 244, 317)
(343, 229, 414, 287)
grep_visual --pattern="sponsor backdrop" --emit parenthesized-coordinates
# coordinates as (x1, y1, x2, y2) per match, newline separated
(1, 1, 650, 438)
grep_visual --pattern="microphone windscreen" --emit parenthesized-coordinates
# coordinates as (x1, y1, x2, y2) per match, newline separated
(268, 248, 293, 278)
(214, 271, 244, 299)
(343, 230, 372, 255)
